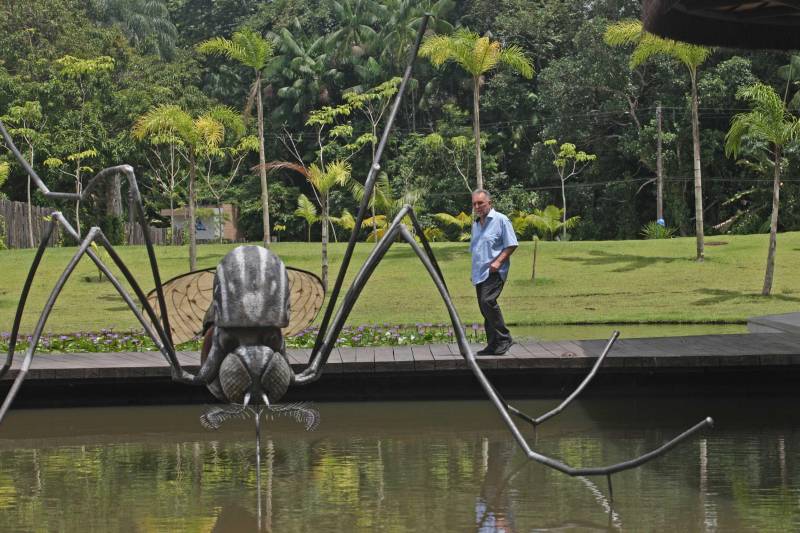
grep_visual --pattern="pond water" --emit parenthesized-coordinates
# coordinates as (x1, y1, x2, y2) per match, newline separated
(0, 397, 798, 532)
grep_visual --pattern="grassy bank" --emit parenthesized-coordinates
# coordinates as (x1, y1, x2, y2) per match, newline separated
(1, 232, 798, 334)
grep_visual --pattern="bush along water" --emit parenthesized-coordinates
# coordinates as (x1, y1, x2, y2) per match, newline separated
(0, 324, 488, 354)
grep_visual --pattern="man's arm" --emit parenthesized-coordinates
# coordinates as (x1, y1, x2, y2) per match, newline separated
(489, 245, 517, 272)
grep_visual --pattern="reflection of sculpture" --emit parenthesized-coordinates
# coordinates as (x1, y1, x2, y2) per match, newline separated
(0, 14, 712, 495)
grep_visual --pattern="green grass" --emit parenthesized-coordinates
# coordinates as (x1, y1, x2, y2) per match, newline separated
(1, 232, 799, 335)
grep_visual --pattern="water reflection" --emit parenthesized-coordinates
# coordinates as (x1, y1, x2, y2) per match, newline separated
(0, 398, 799, 531)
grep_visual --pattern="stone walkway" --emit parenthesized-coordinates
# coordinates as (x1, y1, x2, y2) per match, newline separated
(2, 332, 799, 381)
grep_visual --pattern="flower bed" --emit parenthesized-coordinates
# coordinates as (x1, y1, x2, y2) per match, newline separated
(0, 323, 487, 354)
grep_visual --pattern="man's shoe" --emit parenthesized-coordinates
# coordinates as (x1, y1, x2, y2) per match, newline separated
(492, 342, 513, 356)
(476, 346, 496, 356)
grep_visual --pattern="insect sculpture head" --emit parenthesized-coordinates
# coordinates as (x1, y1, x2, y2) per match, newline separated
(204, 246, 294, 407)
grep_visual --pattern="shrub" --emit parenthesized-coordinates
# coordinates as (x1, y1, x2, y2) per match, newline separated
(640, 221, 677, 239)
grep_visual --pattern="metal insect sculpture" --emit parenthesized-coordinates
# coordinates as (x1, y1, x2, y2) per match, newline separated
(0, 15, 713, 496)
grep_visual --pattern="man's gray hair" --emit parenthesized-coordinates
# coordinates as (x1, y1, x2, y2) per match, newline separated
(471, 188, 492, 201)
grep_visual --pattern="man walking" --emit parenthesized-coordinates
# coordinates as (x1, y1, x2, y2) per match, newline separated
(470, 189, 518, 355)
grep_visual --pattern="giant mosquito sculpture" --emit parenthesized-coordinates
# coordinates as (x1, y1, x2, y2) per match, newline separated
(0, 15, 712, 496)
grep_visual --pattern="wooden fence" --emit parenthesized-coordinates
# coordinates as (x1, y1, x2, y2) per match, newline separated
(0, 198, 62, 249)
(0, 198, 181, 248)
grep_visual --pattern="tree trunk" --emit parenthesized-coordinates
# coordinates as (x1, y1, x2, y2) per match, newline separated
(256, 73, 271, 247)
(169, 196, 175, 245)
(75, 162, 82, 238)
(218, 202, 224, 243)
(371, 133, 377, 244)
(27, 146, 34, 247)
(762, 147, 781, 296)
(321, 195, 329, 291)
(656, 103, 664, 222)
(106, 173, 122, 217)
(472, 77, 483, 190)
(188, 151, 197, 271)
(690, 70, 704, 262)
(531, 237, 538, 282)
(561, 179, 567, 241)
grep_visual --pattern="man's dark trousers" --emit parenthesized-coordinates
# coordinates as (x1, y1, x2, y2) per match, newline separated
(476, 272, 512, 349)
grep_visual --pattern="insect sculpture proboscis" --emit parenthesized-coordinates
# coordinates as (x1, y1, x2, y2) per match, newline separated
(0, 14, 713, 501)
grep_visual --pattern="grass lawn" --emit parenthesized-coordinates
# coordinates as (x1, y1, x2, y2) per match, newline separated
(1, 232, 799, 335)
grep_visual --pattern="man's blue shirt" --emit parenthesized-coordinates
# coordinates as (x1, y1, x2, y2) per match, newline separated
(471, 208, 518, 285)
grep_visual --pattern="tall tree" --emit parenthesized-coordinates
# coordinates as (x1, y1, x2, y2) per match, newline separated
(90, 0, 177, 59)
(132, 104, 238, 270)
(419, 28, 534, 190)
(294, 193, 319, 242)
(197, 29, 276, 247)
(544, 139, 596, 240)
(269, 22, 341, 120)
(605, 20, 712, 261)
(725, 83, 800, 296)
(327, 0, 379, 62)
(52, 54, 115, 237)
(1, 101, 46, 247)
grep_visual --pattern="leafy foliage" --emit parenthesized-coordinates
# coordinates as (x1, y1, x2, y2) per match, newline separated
(640, 221, 677, 239)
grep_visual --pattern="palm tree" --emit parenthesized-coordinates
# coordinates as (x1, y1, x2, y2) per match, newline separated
(419, 28, 534, 190)
(306, 160, 352, 289)
(378, 0, 455, 69)
(265, 160, 351, 289)
(132, 104, 237, 270)
(269, 22, 341, 119)
(605, 21, 712, 262)
(725, 83, 800, 296)
(514, 205, 580, 241)
(294, 193, 319, 242)
(92, 0, 177, 59)
(327, 0, 379, 62)
(778, 54, 800, 111)
(330, 208, 356, 236)
(350, 172, 423, 241)
(197, 29, 276, 247)
(434, 211, 472, 241)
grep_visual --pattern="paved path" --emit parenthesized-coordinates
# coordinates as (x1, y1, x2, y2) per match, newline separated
(2, 332, 799, 381)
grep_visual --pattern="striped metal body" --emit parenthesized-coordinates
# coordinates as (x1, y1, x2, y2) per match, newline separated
(213, 246, 290, 329)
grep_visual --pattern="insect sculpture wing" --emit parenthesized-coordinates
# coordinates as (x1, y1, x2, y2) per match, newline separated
(145, 267, 325, 345)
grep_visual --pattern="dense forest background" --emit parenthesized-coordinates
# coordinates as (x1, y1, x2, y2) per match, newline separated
(1, 0, 798, 242)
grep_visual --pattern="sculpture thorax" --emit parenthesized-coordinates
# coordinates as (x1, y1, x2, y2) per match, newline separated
(213, 246, 290, 329)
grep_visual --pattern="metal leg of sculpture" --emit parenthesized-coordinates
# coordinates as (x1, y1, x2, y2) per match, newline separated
(0, 227, 105, 421)
(394, 223, 714, 477)
(0, 217, 57, 379)
(0, 219, 203, 423)
(310, 15, 429, 356)
(505, 331, 619, 428)
(295, 207, 412, 383)
(1, 119, 175, 348)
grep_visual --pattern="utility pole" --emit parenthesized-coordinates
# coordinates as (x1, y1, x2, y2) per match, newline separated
(656, 103, 664, 223)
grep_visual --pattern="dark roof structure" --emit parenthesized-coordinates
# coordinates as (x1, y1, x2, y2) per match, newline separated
(642, 0, 800, 49)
